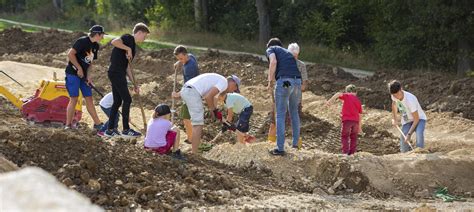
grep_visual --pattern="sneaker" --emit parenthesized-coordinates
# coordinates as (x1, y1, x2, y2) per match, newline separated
(171, 150, 186, 161)
(93, 123, 104, 131)
(97, 131, 105, 137)
(64, 125, 72, 130)
(122, 129, 142, 138)
(269, 149, 286, 156)
(105, 129, 121, 137)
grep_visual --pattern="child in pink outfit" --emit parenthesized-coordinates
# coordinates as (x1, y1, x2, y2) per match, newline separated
(144, 104, 183, 159)
(326, 84, 363, 155)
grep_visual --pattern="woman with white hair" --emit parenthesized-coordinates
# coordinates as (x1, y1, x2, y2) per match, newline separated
(287, 43, 308, 90)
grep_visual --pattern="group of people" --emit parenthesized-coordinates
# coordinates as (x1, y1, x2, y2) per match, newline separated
(63, 23, 427, 160)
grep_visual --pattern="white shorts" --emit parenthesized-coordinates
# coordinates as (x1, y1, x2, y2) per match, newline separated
(180, 86, 204, 125)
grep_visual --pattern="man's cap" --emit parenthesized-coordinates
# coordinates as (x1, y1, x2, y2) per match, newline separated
(89, 25, 107, 34)
(227, 75, 241, 93)
(345, 84, 357, 93)
(154, 104, 171, 116)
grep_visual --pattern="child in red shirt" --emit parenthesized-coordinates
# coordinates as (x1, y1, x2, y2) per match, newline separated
(326, 84, 363, 155)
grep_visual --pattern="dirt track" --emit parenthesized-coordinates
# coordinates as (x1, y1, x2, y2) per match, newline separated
(1, 28, 474, 210)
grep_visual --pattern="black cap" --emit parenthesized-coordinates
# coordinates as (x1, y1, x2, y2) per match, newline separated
(89, 25, 107, 34)
(154, 104, 171, 116)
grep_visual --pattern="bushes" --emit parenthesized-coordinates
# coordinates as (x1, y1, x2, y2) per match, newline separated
(1, 0, 472, 72)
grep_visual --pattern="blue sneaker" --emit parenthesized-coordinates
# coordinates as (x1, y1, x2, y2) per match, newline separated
(105, 129, 121, 137)
(93, 123, 104, 131)
(122, 129, 142, 138)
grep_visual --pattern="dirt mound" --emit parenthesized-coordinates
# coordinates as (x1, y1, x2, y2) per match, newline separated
(357, 71, 474, 119)
(0, 27, 85, 55)
(206, 142, 474, 199)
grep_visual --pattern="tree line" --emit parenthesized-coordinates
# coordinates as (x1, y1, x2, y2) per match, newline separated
(1, 0, 473, 75)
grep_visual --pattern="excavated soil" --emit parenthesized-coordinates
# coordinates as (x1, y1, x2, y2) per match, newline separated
(1, 28, 474, 210)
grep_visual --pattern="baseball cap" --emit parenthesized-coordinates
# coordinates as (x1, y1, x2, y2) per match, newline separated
(154, 104, 171, 116)
(227, 75, 241, 93)
(89, 25, 107, 34)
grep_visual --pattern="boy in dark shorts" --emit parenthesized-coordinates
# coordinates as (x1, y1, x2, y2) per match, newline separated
(174, 45, 200, 143)
(219, 92, 256, 143)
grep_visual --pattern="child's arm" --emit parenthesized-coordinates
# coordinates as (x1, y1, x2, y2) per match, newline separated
(326, 92, 342, 106)
(226, 108, 234, 123)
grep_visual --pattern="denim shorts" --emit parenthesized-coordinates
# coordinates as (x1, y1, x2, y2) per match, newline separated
(65, 73, 92, 97)
(236, 106, 253, 133)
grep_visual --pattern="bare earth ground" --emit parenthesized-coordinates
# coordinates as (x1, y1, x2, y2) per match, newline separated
(1, 28, 474, 210)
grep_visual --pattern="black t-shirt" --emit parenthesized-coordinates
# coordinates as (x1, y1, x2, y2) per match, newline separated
(108, 34, 136, 74)
(65, 36, 99, 77)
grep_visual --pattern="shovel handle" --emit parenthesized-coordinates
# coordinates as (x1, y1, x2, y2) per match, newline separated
(396, 125, 414, 150)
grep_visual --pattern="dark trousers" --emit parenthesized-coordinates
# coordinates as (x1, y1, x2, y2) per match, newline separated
(108, 73, 131, 130)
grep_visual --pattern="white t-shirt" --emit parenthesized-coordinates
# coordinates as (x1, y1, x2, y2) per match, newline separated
(391, 91, 427, 125)
(185, 73, 227, 96)
(225, 93, 252, 114)
(99, 92, 113, 108)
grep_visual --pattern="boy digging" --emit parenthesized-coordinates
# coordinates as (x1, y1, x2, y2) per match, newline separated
(389, 80, 427, 153)
(326, 84, 363, 155)
(218, 92, 256, 144)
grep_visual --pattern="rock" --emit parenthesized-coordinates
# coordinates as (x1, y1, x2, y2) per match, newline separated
(216, 190, 231, 199)
(87, 179, 101, 192)
(123, 183, 136, 192)
(115, 180, 123, 185)
(162, 203, 174, 210)
(312, 187, 327, 195)
(330, 178, 345, 191)
(231, 188, 240, 195)
(80, 171, 90, 183)
(327, 188, 335, 195)
(414, 189, 430, 199)
(136, 186, 158, 197)
(62, 178, 74, 186)
(95, 195, 108, 205)
(322, 84, 332, 91)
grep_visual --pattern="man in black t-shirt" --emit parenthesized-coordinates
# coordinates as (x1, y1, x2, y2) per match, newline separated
(65, 25, 106, 130)
(105, 23, 150, 138)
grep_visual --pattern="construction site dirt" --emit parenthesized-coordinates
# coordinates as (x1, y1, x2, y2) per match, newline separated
(1, 28, 473, 210)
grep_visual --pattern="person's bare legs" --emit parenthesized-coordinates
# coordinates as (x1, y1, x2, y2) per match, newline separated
(183, 119, 193, 140)
(237, 130, 245, 143)
(84, 96, 101, 125)
(66, 97, 78, 126)
(171, 126, 181, 151)
(191, 125, 203, 154)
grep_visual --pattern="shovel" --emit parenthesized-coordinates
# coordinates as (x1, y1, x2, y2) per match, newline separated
(128, 59, 147, 134)
(396, 125, 414, 150)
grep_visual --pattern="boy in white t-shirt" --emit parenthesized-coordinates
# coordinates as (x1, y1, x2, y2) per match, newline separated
(218, 92, 256, 144)
(97, 92, 120, 136)
(389, 80, 427, 153)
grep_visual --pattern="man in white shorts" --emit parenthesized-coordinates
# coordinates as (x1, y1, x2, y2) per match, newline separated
(172, 73, 240, 153)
